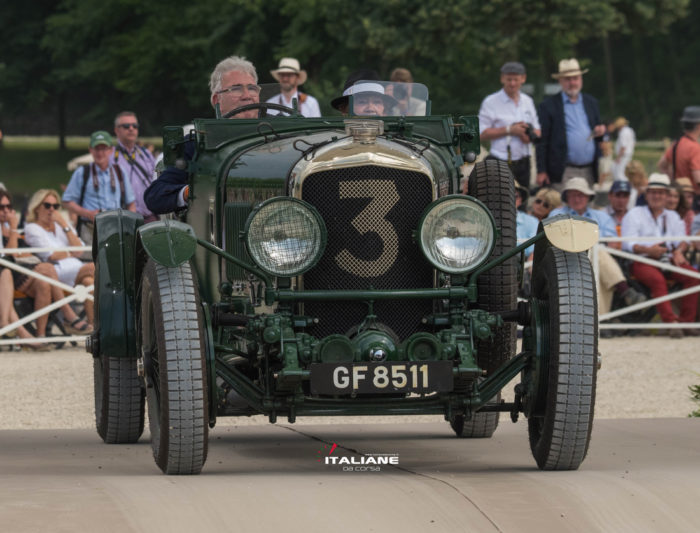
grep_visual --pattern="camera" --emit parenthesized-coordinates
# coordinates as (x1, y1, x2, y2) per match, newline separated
(524, 123, 540, 143)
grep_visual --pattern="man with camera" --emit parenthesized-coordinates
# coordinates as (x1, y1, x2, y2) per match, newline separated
(478, 61, 540, 190)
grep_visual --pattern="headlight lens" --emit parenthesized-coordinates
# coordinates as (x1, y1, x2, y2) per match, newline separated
(418, 196, 495, 273)
(245, 198, 326, 276)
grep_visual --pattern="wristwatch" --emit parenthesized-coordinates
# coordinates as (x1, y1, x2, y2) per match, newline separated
(63, 226, 71, 233)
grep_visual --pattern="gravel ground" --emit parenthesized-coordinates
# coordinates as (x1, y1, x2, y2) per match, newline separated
(1, 336, 699, 430)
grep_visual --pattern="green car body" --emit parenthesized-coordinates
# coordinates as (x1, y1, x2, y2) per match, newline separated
(90, 106, 599, 475)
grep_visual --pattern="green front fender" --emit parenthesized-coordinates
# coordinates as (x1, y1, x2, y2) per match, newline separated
(91, 210, 144, 359)
(136, 219, 197, 268)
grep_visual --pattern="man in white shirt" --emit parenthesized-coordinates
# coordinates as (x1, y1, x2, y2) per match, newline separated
(609, 117, 635, 181)
(266, 57, 321, 117)
(621, 173, 700, 337)
(478, 61, 541, 190)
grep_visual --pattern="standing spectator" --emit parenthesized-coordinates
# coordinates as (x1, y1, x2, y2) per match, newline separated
(266, 58, 321, 117)
(536, 58, 606, 191)
(621, 173, 699, 337)
(24, 189, 96, 327)
(609, 117, 635, 182)
(597, 137, 614, 189)
(625, 159, 648, 209)
(388, 68, 427, 116)
(62, 131, 136, 244)
(146, 56, 261, 214)
(658, 106, 700, 208)
(604, 180, 631, 235)
(112, 111, 157, 223)
(478, 62, 540, 190)
(549, 177, 646, 315)
(530, 187, 562, 221)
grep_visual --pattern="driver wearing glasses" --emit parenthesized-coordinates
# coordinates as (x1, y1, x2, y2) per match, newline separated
(145, 56, 260, 214)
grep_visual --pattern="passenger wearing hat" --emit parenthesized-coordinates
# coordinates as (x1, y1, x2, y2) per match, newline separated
(62, 130, 136, 243)
(536, 58, 606, 191)
(549, 177, 646, 315)
(658, 106, 700, 202)
(605, 180, 632, 234)
(621, 173, 700, 337)
(478, 61, 540, 190)
(266, 57, 321, 118)
(608, 117, 635, 182)
(331, 69, 397, 116)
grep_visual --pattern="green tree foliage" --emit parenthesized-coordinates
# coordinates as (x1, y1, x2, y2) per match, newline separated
(0, 0, 696, 141)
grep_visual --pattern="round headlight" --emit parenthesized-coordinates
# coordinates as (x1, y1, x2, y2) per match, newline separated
(418, 196, 495, 274)
(245, 198, 326, 276)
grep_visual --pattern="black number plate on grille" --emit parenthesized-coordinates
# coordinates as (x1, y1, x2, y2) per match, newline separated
(310, 361, 454, 395)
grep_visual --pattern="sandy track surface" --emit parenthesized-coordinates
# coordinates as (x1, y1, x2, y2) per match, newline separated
(1, 336, 698, 429)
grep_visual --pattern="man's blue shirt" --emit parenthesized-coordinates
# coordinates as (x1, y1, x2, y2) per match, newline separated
(549, 204, 617, 238)
(562, 92, 595, 165)
(63, 164, 135, 211)
(517, 211, 539, 256)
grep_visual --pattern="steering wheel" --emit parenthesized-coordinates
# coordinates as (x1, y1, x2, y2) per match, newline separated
(222, 102, 304, 119)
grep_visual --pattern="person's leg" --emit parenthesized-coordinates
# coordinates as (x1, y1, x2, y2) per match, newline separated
(32, 263, 82, 324)
(17, 267, 52, 337)
(0, 269, 13, 327)
(669, 264, 700, 323)
(631, 262, 677, 322)
(75, 263, 95, 325)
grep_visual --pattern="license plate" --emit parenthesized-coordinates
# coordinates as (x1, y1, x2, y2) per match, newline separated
(310, 361, 454, 395)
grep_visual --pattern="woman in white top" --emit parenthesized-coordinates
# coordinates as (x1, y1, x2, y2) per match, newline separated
(23, 189, 95, 326)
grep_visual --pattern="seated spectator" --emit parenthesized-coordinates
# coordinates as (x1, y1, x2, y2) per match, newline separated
(549, 177, 646, 316)
(604, 180, 631, 235)
(0, 190, 90, 336)
(621, 173, 699, 338)
(0, 253, 49, 351)
(530, 187, 562, 221)
(675, 177, 696, 234)
(666, 182, 693, 235)
(23, 189, 95, 327)
(625, 159, 647, 209)
(515, 183, 538, 259)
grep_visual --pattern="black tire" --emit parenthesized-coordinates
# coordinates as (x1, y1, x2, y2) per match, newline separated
(141, 260, 208, 475)
(451, 159, 517, 438)
(528, 247, 597, 470)
(94, 354, 145, 443)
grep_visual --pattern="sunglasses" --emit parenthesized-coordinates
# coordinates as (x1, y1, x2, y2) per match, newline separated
(0, 203, 12, 210)
(118, 123, 139, 129)
(42, 202, 61, 210)
(534, 197, 551, 209)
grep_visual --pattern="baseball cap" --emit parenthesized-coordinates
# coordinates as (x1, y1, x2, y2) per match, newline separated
(501, 62, 526, 75)
(610, 180, 631, 194)
(90, 130, 113, 148)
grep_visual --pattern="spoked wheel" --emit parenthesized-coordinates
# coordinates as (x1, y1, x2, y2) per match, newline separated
(94, 354, 145, 443)
(451, 159, 517, 438)
(527, 247, 597, 470)
(140, 260, 208, 475)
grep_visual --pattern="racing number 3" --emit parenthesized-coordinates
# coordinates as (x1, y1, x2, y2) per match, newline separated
(335, 180, 399, 277)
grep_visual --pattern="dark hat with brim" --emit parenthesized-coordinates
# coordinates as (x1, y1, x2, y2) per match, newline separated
(331, 69, 398, 111)
(680, 106, 700, 123)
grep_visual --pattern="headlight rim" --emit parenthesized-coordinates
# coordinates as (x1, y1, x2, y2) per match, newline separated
(417, 194, 496, 274)
(244, 197, 327, 277)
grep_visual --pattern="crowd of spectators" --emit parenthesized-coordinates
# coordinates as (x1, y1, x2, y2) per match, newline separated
(2, 54, 700, 346)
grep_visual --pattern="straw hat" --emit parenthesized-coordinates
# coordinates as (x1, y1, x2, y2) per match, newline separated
(675, 177, 694, 193)
(270, 58, 307, 85)
(562, 177, 595, 202)
(552, 58, 589, 79)
(647, 173, 671, 190)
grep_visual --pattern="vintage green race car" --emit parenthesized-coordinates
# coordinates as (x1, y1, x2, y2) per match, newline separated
(89, 83, 599, 475)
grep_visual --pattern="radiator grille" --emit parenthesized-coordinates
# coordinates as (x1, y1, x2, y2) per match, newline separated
(301, 166, 434, 341)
